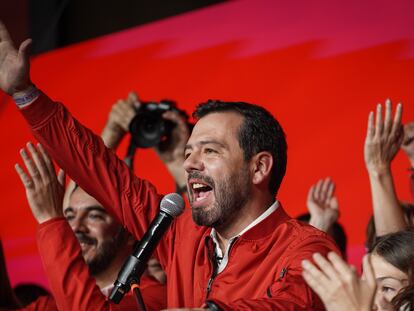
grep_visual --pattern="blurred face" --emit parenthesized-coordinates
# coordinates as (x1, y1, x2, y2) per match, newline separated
(371, 253, 409, 311)
(64, 188, 126, 275)
(183, 112, 251, 228)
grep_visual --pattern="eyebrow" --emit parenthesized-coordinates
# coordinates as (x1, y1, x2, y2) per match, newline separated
(376, 276, 408, 282)
(64, 206, 107, 214)
(184, 140, 227, 151)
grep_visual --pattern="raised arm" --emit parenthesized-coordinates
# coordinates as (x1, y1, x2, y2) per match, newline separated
(0, 20, 163, 244)
(364, 100, 406, 235)
(15, 143, 163, 311)
(306, 177, 339, 233)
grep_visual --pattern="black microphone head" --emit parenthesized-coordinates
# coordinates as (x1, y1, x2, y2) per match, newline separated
(160, 193, 184, 217)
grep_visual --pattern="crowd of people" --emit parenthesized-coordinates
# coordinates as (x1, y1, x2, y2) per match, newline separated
(0, 20, 413, 311)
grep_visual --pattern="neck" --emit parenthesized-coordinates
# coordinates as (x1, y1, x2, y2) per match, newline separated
(215, 192, 274, 252)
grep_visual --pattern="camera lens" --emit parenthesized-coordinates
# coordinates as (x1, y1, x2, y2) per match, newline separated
(130, 112, 166, 148)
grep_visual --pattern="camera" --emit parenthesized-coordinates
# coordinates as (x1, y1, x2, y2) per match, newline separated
(129, 100, 189, 148)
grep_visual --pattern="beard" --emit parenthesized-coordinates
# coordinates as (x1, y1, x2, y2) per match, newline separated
(76, 227, 127, 276)
(190, 166, 251, 228)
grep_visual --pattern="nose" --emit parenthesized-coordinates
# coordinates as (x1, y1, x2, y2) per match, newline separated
(183, 149, 204, 173)
(69, 216, 88, 234)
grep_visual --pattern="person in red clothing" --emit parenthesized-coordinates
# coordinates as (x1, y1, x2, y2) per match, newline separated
(14, 143, 166, 311)
(0, 21, 339, 310)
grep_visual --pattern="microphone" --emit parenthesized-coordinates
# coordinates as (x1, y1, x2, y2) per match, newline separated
(109, 193, 184, 303)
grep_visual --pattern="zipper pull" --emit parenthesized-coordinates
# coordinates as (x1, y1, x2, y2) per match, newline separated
(207, 277, 214, 293)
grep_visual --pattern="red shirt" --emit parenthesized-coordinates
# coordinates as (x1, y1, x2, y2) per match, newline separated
(20, 93, 340, 310)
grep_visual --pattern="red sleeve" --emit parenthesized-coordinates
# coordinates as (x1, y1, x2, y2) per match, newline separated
(20, 93, 173, 267)
(410, 170, 414, 200)
(209, 235, 335, 311)
(36, 218, 166, 311)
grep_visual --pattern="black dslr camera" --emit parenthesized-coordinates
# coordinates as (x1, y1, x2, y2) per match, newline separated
(129, 100, 190, 148)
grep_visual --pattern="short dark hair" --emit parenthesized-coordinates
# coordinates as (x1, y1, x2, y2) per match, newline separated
(193, 100, 287, 196)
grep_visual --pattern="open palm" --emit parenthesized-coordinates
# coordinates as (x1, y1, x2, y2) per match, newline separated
(0, 21, 31, 95)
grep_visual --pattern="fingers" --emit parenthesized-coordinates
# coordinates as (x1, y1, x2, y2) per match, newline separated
(0, 20, 12, 42)
(307, 185, 316, 203)
(375, 103, 383, 137)
(301, 259, 329, 297)
(361, 254, 376, 288)
(111, 99, 136, 131)
(127, 91, 140, 108)
(327, 252, 353, 280)
(15, 163, 33, 189)
(390, 103, 402, 137)
(313, 179, 323, 202)
(312, 252, 340, 282)
(383, 99, 392, 134)
(320, 177, 332, 203)
(19, 147, 41, 183)
(26, 142, 49, 181)
(37, 143, 55, 178)
(366, 111, 375, 139)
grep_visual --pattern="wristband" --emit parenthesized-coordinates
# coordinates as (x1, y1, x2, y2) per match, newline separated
(12, 85, 40, 107)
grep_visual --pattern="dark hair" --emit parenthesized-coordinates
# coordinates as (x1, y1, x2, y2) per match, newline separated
(193, 100, 287, 196)
(296, 213, 348, 259)
(393, 265, 414, 311)
(371, 229, 414, 309)
(370, 229, 414, 276)
(0, 240, 21, 308)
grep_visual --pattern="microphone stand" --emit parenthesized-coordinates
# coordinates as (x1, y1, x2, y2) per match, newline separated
(122, 137, 147, 311)
(131, 283, 147, 311)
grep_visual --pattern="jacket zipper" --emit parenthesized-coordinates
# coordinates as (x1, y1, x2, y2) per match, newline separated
(205, 238, 238, 299)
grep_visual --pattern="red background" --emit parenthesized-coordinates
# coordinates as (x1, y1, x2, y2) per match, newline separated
(1, 0, 414, 287)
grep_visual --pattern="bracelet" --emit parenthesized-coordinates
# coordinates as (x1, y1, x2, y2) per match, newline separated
(12, 85, 40, 107)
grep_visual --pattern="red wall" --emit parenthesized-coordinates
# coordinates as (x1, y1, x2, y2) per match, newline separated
(1, 0, 414, 287)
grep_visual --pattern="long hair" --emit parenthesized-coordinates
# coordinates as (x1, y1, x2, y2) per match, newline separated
(371, 230, 414, 310)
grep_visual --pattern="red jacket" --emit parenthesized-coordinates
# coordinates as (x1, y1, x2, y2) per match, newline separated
(20, 218, 166, 311)
(20, 93, 339, 310)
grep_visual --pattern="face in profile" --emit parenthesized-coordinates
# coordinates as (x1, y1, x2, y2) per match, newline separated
(184, 111, 252, 229)
(64, 187, 126, 275)
(371, 253, 409, 311)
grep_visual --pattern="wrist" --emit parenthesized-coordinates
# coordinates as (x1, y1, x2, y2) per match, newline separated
(366, 164, 391, 176)
(12, 84, 40, 107)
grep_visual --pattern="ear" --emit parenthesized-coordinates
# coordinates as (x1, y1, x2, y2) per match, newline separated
(251, 151, 273, 186)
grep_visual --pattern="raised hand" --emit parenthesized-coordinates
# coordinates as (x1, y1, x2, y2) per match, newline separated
(364, 99, 403, 174)
(302, 252, 376, 311)
(401, 121, 414, 168)
(101, 91, 139, 149)
(0, 21, 32, 95)
(15, 142, 66, 224)
(307, 177, 339, 232)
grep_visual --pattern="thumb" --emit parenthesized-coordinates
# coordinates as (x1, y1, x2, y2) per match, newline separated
(18, 38, 32, 61)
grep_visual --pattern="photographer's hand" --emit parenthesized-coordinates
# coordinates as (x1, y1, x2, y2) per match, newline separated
(101, 91, 138, 149)
(155, 110, 190, 190)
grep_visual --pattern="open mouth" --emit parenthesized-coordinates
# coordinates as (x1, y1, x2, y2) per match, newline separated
(189, 180, 214, 207)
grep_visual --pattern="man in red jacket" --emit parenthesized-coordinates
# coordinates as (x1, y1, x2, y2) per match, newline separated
(1, 21, 339, 310)
(14, 144, 166, 311)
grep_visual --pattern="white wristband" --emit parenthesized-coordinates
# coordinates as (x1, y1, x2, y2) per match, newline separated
(12, 85, 40, 107)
